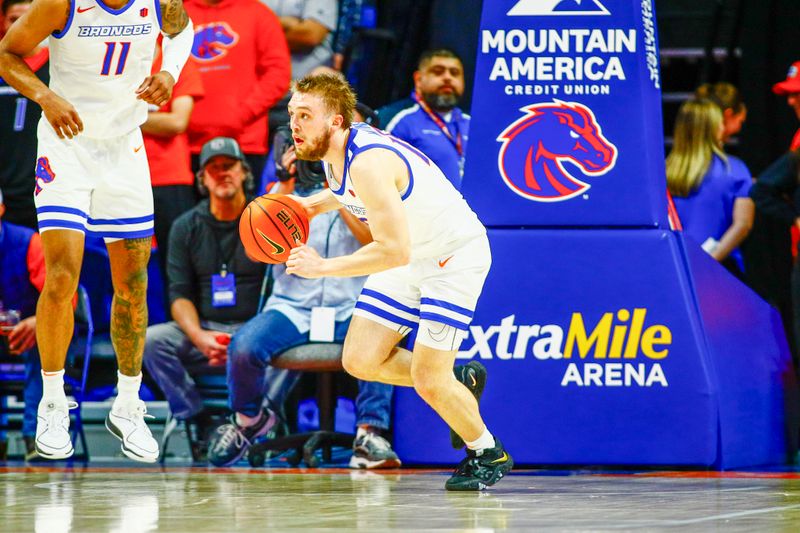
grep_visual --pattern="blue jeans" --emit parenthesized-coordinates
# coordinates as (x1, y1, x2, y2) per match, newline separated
(228, 310, 393, 430)
(0, 347, 41, 439)
(143, 321, 296, 420)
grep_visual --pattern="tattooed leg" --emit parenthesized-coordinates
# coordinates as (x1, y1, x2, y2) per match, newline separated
(107, 237, 151, 377)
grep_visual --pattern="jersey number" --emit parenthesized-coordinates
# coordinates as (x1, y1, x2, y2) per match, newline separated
(100, 41, 131, 76)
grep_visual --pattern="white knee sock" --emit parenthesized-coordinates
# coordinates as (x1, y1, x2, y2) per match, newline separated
(41, 369, 67, 402)
(114, 371, 142, 408)
(465, 427, 495, 454)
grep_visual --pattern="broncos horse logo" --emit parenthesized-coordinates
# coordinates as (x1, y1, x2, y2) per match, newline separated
(192, 22, 240, 62)
(496, 100, 617, 202)
(34, 157, 55, 196)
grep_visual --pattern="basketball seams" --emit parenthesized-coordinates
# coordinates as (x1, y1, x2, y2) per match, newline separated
(252, 197, 296, 257)
(269, 196, 309, 241)
(243, 205, 275, 263)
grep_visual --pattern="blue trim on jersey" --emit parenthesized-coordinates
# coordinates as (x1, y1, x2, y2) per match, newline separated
(351, 145, 415, 201)
(38, 219, 86, 231)
(355, 301, 418, 329)
(97, 0, 137, 16)
(420, 297, 474, 318)
(154, 0, 163, 30)
(52, 0, 75, 39)
(419, 311, 470, 331)
(361, 288, 420, 316)
(36, 205, 89, 219)
(87, 214, 155, 225)
(329, 128, 360, 197)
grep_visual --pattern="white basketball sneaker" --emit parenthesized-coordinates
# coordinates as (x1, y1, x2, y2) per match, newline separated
(105, 398, 159, 463)
(35, 399, 76, 460)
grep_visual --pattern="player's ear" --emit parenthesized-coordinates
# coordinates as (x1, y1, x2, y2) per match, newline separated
(331, 114, 344, 129)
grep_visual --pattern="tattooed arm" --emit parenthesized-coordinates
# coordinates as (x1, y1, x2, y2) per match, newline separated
(160, 0, 190, 36)
(137, 0, 193, 105)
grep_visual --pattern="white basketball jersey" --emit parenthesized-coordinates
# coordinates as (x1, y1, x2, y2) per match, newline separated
(324, 123, 486, 260)
(48, 0, 161, 138)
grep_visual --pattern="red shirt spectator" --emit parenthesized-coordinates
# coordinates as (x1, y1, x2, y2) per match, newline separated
(144, 43, 205, 187)
(185, 0, 290, 158)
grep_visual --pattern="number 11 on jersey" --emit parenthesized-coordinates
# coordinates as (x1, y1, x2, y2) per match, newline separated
(100, 41, 131, 76)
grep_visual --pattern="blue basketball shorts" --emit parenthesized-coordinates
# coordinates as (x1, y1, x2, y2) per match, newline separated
(33, 119, 154, 242)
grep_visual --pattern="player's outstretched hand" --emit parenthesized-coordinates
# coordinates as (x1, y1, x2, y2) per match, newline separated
(136, 71, 175, 107)
(40, 92, 83, 139)
(286, 244, 325, 278)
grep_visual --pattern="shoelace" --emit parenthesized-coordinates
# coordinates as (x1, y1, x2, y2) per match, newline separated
(362, 432, 392, 452)
(215, 423, 248, 450)
(126, 401, 155, 437)
(44, 401, 78, 431)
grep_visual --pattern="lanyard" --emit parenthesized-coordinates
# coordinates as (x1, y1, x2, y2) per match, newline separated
(413, 91, 463, 157)
(211, 226, 238, 277)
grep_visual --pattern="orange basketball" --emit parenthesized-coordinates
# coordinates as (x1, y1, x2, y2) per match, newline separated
(239, 194, 309, 264)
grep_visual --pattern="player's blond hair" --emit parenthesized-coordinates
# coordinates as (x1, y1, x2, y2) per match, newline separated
(293, 74, 356, 129)
(666, 98, 727, 197)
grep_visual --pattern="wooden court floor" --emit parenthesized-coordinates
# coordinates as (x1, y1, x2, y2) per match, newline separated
(4, 466, 800, 531)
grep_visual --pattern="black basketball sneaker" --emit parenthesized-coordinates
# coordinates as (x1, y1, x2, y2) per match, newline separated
(451, 361, 487, 448)
(445, 438, 513, 491)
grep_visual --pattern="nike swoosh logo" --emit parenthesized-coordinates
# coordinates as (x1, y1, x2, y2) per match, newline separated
(438, 255, 454, 268)
(469, 373, 477, 388)
(77, 5, 95, 12)
(133, 145, 143, 153)
(491, 452, 509, 464)
(256, 229, 285, 254)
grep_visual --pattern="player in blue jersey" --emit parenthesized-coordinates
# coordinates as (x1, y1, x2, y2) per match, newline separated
(285, 74, 512, 491)
(0, 0, 193, 462)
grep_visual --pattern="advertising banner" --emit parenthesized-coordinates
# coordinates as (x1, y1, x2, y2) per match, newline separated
(393, 230, 790, 467)
(460, 0, 668, 227)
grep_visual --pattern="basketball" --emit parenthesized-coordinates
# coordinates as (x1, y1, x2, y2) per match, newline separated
(239, 194, 309, 264)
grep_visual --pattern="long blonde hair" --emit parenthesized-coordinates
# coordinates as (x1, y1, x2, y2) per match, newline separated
(666, 98, 726, 197)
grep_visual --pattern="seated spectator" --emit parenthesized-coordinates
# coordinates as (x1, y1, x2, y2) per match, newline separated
(0, 187, 43, 461)
(380, 49, 469, 190)
(208, 126, 399, 470)
(695, 82, 747, 145)
(666, 98, 754, 277)
(142, 39, 205, 305)
(0, 0, 48, 230)
(142, 138, 278, 461)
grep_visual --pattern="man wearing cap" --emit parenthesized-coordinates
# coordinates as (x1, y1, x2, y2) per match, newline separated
(142, 137, 271, 461)
(747, 63, 800, 364)
(772, 61, 800, 150)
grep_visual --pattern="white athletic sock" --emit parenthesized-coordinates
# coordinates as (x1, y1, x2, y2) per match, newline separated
(114, 371, 142, 408)
(465, 427, 495, 454)
(41, 369, 67, 402)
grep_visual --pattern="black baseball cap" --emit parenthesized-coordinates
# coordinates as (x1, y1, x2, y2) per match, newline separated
(199, 137, 245, 168)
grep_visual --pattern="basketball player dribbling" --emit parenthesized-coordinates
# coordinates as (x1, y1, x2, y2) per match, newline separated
(0, 0, 193, 461)
(285, 74, 513, 490)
